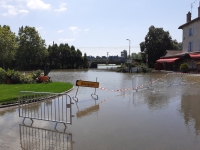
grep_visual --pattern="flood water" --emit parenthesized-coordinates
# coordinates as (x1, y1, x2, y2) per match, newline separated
(0, 69, 200, 150)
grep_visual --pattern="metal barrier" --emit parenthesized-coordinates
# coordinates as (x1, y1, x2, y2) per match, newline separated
(18, 91, 74, 129)
(132, 75, 152, 91)
(19, 124, 73, 150)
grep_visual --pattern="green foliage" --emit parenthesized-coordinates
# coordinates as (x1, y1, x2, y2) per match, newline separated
(11, 71, 21, 84)
(16, 26, 48, 70)
(140, 25, 179, 67)
(47, 43, 88, 69)
(0, 25, 87, 70)
(21, 75, 36, 84)
(180, 63, 189, 70)
(0, 25, 18, 69)
(0, 68, 6, 83)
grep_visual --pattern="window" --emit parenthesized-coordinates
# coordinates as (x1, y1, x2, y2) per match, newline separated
(188, 27, 194, 36)
(188, 42, 193, 52)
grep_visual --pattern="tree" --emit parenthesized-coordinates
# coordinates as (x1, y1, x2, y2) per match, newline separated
(132, 52, 142, 60)
(83, 53, 88, 68)
(75, 49, 83, 68)
(171, 40, 182, 50)
(140, 25, 179, 67)
(48, 44, 61, 69)
(0, 25, 18, 69)
(16, 26, 48, 70)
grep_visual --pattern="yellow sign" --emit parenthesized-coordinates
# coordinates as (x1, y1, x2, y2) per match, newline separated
(76, 80, 99, 88)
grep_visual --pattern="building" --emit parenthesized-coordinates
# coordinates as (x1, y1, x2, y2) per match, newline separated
(156, 5, 200, 71)
(121, 50, 127, 59)
(178, 7, 200, 52)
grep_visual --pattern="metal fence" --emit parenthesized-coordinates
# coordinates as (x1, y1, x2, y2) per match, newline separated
(132, 75, 152, 91)
(19, 124, 73, 150)
(18, 91, 74, 129)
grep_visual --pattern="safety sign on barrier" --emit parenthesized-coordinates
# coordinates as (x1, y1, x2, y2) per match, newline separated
(73, 78, 99, 102)
(76, 80, 99, 88)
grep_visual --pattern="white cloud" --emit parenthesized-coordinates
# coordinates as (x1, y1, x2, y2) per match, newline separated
(84, 28, 90, 33)
(69, 26, 78, 31)
(54, 3, 67, 12)
(57, 30, 64, 33)
(1, 3, 18, 16)
(27, 0, 51, 10)
(69, 26, 81, 36)
(19, 9, 29, 14)
(36, 26, 43, 30)
(59, 38, 75, 42)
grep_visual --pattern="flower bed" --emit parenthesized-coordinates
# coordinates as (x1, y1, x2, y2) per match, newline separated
(0, 68, 51, 84)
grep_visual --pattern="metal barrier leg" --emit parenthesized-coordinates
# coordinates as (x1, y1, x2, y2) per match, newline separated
(54, 122, 67, 131)
(91, 77, 98, 100)
(22, 117, 34, 125)
(22, 118, 26, 124)
(54, 122, 58, 130)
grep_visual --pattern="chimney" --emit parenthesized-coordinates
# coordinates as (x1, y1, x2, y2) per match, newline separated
(187, 11, 191, 22)
(198, 6, 200, 17)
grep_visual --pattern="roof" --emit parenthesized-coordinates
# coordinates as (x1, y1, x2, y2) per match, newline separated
(178, 17, 200, 29)
(160, 51, 200, 59)
(160, 52, 188, 58)
(189, 53, 200, 59)
(156, 58, 180, 63)
(165, 50, 182, 56)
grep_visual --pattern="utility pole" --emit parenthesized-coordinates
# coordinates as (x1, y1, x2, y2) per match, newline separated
(126, 39, 131, 73)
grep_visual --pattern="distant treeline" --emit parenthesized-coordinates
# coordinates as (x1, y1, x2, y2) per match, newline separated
(0, 25, 88, 70)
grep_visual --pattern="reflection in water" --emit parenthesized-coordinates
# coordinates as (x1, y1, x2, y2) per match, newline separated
(19, 124, 73, 150)
(76, 104, 99, 118)
(147, 92, 168, 110)
(180, 94, 200, 135)
(0, 106, 17, 116)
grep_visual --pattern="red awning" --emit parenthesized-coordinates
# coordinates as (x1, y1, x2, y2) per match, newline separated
(156, 58, 179, 63)
(189, 54, 200, 59)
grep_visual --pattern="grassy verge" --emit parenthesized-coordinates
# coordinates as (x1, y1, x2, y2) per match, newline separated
(0, 82, 73, 104)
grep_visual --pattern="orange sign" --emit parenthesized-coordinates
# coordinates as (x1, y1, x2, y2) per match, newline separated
(76, 80, 99, 88)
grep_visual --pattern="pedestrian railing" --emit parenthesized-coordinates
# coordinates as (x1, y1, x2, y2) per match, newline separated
(18, 91, 74, 129)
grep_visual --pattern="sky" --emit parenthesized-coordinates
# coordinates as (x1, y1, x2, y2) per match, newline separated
(1, 0, 200, 57)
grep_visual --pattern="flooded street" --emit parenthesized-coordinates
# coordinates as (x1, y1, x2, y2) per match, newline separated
(0, 69, 200, 150)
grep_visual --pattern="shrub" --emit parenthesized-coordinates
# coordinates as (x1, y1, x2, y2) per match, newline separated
(31, 70, 43, 81)
(180, 63, 189, 70)
(11, 71, 21, 84)
(0, 68, 6, 83)
(21, 75, 36, 84)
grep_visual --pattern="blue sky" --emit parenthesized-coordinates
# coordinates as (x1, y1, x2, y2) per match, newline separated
(1, 0, 200, 57)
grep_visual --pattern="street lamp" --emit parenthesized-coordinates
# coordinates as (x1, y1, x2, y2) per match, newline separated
(126, 39, 131, 58)
(126, 39, 131, 72)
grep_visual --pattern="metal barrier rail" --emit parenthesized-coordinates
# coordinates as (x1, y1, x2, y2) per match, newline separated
(18, 91, 74, 129)
(19, 124, 73, 150)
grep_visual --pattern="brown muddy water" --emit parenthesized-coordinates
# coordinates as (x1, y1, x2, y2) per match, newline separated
(0, 69, 200, 150)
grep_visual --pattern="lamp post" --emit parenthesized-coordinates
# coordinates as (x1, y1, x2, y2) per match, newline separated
(126, 39, 131, 72)
(126, 39, 131, 58)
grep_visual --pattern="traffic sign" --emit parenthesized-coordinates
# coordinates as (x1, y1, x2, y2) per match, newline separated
(76, 80, 99, 88)
(126, 59, 132, 63)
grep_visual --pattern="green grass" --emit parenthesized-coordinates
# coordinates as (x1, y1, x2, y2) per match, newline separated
(0, 82, 73, 104)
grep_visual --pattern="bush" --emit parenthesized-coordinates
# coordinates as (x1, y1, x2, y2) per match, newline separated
(21, 75, 36, 84)
(0, 68, 6, 83)
(0, 69, 51, 84)
(180, 63, 189, 70)
(11, 71, 21, 84)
